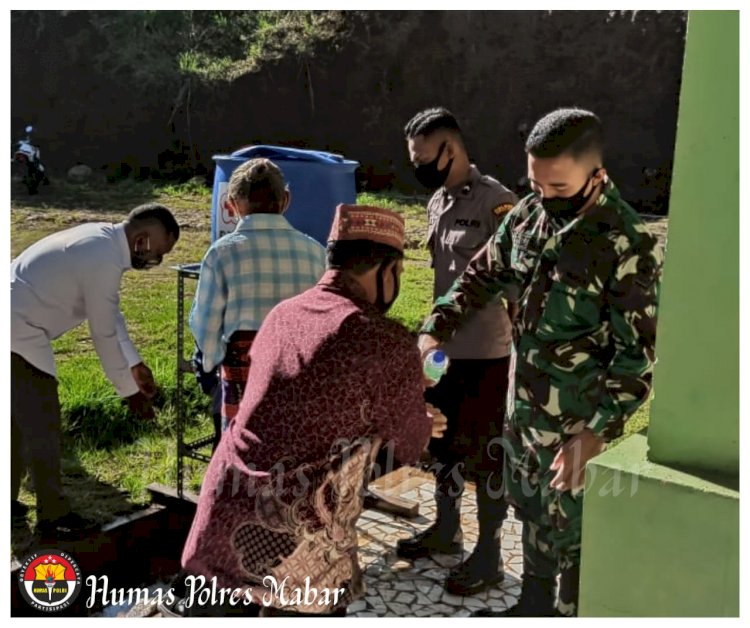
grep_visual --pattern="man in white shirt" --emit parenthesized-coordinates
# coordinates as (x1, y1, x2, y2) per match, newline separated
(11, 203, 179, 537)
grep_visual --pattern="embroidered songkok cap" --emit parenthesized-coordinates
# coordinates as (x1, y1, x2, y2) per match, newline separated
(328, 204, 405, 253)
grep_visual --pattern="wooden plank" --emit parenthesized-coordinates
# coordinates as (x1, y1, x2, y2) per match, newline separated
(147, 477, 422, 521)
(363, 487, 419, 519)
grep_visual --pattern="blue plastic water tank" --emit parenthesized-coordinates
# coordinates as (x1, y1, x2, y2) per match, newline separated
(211, 145, 359, 245)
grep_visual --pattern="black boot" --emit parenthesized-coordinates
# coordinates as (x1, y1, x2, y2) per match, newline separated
(396, 490, 463, 560)
(556, 563, 580, 617)
(472, 574, 557, 617)
(36, 511, 98, 539)
(445, 477, 507, 595)
(444, 516, 504, 595)
(444, 541, 504, 596)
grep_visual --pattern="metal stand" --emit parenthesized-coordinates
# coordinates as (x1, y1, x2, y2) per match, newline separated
(173, 263, 214, 498)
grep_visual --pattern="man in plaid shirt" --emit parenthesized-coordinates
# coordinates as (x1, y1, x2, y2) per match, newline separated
(190, 158, 326, 431)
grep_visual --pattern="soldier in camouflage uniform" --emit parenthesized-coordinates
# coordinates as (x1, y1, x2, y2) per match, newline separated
(418, 108, 663, 616)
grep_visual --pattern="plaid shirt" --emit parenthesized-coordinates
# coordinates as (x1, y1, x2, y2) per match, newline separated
(189, 213, 326, 372)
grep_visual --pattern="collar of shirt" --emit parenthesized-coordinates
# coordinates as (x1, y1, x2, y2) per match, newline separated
(597, 177, 619, 205)
(318, 269, 381, 315)
(441, 164, 482, 201)
(234, 213, 295, 233)
(115, 222, 132, 271)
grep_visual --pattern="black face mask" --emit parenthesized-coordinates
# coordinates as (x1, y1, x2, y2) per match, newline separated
(540, 169, 600, 220)
(375, 261, 401, 314)
(414, 141, 454, 190)
(131, 255, 161, 270)
(131, 236, 161, 271)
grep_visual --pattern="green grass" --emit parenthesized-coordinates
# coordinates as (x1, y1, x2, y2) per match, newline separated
(10, 178, 650, 525)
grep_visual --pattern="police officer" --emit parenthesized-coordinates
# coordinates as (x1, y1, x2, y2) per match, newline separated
(419, 108, 663, 616)
(396, 107, 517, 596)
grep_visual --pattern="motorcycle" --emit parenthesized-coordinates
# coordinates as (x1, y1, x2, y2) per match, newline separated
(12, 125, 49, 194)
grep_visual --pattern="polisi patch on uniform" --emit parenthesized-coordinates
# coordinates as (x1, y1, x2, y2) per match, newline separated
(455, 218, 481, 228)
(493, 203, 515, 217)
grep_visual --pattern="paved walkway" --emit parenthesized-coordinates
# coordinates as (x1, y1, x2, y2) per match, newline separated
(350, 468, 522, 617)
(106, 467, 523, 618)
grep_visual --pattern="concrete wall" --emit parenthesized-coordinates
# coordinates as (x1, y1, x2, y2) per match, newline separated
(646, 10, 739, 475)
(579, 11, 739, 617)
(580, 435, 738, 616)
(11, 11, 686, 211)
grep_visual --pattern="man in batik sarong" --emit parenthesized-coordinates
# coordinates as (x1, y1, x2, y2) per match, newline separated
(180, 204, 445, 617)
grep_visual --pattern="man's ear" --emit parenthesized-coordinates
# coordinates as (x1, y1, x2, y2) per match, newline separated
(133, 230, 149, 252)
(383, 258, 401, 277)
(281, 188, 291, 214)
(445, 132, 463, 159)
(444, 139, 455, 160)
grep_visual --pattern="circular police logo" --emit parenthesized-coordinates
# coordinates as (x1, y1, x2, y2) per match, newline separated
(18, 550, 82, 612)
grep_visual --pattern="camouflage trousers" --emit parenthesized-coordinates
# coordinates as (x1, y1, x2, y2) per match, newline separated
(502, 419, 584, 617)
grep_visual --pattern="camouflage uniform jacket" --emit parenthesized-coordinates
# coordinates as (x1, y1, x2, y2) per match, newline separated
(421, 180, 663, 444)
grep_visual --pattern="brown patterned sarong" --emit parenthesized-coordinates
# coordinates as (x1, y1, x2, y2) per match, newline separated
(220, 330, 256, 428)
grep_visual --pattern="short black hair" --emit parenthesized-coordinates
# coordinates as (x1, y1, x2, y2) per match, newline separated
(525, 108, 604, 160)
(404, 107, 462, 140)
(327, 240, 403, 274)
(127, 203, 180, 240)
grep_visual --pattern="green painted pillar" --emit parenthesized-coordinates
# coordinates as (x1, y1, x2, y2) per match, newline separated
(579, 11, 739, 616)
(646, 10, 739, 475)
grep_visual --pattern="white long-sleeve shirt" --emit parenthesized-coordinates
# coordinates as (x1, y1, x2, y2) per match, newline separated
(11, 222, 141, 397)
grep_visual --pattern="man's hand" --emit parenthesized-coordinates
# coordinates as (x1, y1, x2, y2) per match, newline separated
(507, 300, 520, 323)
(131, 362, 157, 398)
(549, 428, 606, 492)
(125, 391, 155, 421)
(425, 403, 448, 439)
(417, 334, 441, 388)
(417, 333, 440, 359)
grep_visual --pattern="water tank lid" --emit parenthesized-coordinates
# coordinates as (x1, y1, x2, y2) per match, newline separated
(213, 144, 358, 166)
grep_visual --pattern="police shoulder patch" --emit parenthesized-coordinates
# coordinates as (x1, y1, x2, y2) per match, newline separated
(493, 203, 515, 217)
